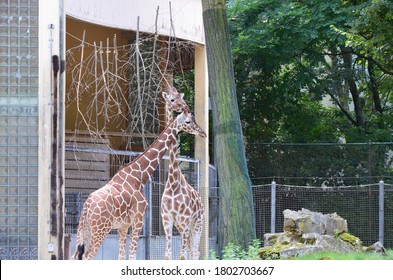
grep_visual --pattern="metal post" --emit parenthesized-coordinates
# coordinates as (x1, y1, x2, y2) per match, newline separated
(144, 180, 151, 260)
(378, 180, 384, 246)
(271, 181, 276, 233)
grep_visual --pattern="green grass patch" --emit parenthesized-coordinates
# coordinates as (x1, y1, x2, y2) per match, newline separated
(290, 250, 393, 260)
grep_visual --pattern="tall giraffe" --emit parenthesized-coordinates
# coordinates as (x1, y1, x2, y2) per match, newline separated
(160, 87, 205, 260)
(71, 111, 206, 260)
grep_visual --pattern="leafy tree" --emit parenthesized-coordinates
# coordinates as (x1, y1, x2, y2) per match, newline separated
(228, 0, 393, 144)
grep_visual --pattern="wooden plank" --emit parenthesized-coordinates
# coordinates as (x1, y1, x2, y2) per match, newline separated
(65, 138, 109, 147)
(65, 178, 109, 190)
(65, 170, 109, 181)
(65, 160, 109, 171)
(65, 151, 109, 162)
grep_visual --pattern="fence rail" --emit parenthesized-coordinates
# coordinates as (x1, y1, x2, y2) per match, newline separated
(252, 181, 393, 249)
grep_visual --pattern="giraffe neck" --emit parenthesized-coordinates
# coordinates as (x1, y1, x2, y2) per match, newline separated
(165, 105, 181, 176)
(113, 119, 178, 188)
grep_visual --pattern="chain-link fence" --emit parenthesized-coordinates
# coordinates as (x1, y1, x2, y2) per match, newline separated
(64, 145, 218, 259)
(253, 182, 393, 249)
(249, 142, 393, 249)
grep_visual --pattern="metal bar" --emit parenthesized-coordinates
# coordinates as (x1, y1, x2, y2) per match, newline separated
(252, 142, 393, 146)
(270, 181, 276, 234)
(64, 145, 201, 163)
(144, 180, 151, 260)
(379, 180, 384, 246)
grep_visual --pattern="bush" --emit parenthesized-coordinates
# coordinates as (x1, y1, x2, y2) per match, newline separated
(210, 239, 261, 260)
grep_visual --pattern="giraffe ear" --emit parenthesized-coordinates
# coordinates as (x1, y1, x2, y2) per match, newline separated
(180, 93, 184, 99)
(162, 91, 168, 99)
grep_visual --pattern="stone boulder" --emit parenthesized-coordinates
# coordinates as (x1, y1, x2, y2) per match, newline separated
(259, 208, 384, 259)
(283, 208, 348, 235)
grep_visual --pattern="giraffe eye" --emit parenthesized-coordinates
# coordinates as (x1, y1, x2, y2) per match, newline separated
(185, 120, 191, 124)
(170, 99, 175, 102)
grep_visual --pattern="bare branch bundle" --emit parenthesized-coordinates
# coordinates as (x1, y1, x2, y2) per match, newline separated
(65, 14, 196, 159)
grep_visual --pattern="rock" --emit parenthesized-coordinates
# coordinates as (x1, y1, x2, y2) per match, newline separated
(283, 208, 348, 235)
(259, 208, 376, 259)
(363, 241, 387, 256)
(259, 243, 323, 260)
(300, 209, 326, 234)
(283, 209, 312, 234)
(264, 232, 301, 247)
(325, 212, 348, 235)
(260, 232, 360, 259)
(338, 232, 362, 250)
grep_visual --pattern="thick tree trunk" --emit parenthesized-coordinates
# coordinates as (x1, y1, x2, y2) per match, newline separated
(201, 0, 256, 253)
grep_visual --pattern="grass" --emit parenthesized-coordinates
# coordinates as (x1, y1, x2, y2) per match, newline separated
(290, 250, 393, 260)
(210, 239, 393, 260)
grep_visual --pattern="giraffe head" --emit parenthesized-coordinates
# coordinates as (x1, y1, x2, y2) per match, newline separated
(162, 87, 190, 114)
(176, 111, 206, 138)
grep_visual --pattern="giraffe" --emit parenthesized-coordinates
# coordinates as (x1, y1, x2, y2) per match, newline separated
(71, 111, 206, 260)
(160, 87, 205, 260)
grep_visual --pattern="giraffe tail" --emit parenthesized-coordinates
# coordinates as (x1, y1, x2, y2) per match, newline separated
(72, 201, 89, 260)
(77, 244, 85, 260)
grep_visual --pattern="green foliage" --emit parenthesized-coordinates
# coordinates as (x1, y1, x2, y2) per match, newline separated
(228, 0, 393, 144)
(210, 239, 261, 260)
(210, 240, 393, 260)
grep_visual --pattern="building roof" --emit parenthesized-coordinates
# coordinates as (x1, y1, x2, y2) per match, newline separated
(65, 0, 205, 44)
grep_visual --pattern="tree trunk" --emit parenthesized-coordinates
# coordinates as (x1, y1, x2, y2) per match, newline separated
(341, 47, 364, 127)
(367, 58, 383, 115)
(201, 0, 256, 253)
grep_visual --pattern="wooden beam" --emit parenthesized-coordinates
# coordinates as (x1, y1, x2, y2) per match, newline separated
(38, 0, 63, 260)
(194, 44, 209, 259)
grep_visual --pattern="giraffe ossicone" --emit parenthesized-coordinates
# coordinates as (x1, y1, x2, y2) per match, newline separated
(161, 87, 206, 260)
(72, 110, 205, 260)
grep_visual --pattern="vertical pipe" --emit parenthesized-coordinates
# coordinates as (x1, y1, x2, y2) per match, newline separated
(271, 181, 276, 234)
(379, 180, 384, 246)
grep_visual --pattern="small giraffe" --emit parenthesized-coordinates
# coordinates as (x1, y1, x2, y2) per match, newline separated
(72, 111, 206, 260)
(161, 87, 205, 260)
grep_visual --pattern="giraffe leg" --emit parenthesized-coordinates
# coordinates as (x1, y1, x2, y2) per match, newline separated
(118, 225, 129, 260)
(190, 215, 204, 260)
(190, 228, 202, 260)
(162, 214, 174, 260)
(128, 222, 143, 260)
(178, 224, 190, 260)
(82, 234, 105, 260)
(128, 203, 147, 260)
(82, 222, 111, 260)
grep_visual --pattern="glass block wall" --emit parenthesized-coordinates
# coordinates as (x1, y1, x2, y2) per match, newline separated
(0, 0, 39, 259)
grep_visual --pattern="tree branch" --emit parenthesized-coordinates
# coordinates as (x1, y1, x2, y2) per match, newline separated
(327, 92, 358, 127)
(321, 49, 393, 76)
